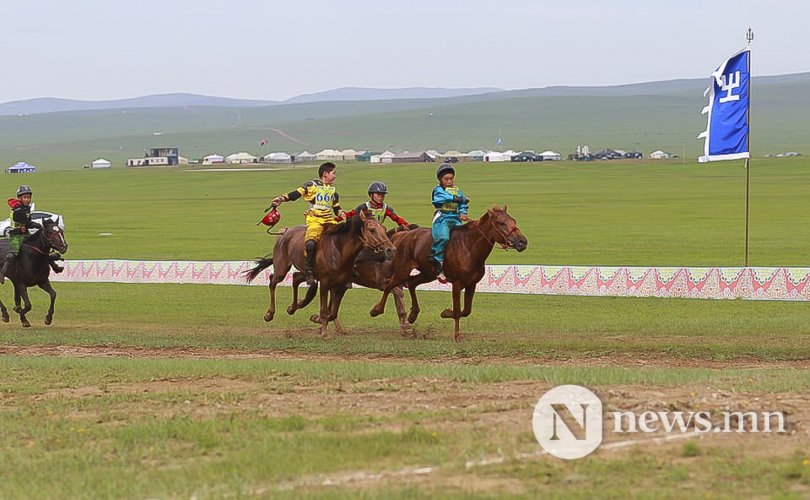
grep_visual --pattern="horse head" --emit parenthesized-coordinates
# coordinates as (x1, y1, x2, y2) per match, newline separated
(41, 219, 68, 254)
(483, 205, 528, 252)
(358, 210, 396, 260)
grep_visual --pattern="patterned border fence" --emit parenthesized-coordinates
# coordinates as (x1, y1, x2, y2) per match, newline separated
(50, 260, 810, 301)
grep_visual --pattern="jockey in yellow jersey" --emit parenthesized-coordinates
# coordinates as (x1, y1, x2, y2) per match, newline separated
(270, 162, 345, 285)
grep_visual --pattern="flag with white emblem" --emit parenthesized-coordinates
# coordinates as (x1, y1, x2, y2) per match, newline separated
(698, 47, 750, 162)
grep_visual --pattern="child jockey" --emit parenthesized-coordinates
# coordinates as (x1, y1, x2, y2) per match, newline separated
(340, 181, 411, 230)
(0, 185, 64, 283)
(430, 163, 470, 281)
(270, 162, 345, 285)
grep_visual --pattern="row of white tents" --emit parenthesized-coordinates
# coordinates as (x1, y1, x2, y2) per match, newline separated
(201, 149, 563, 165)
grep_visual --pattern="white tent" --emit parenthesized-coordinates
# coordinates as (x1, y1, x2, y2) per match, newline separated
(263, 152, 292, 164)
(539, 151, 561, 161)
(649, 150, 671, 159)
(484, 151, 505, 162)
(502, 150, 517, 160)
(294, 151, 316, 163)
(91, 158, 112, 169)
(315, 149, 344, 161)
(225, 152, 258, 164)
(203, 154, 224, 165)
(340, 149, 359, 160)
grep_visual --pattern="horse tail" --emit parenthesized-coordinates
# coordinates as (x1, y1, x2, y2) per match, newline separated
(244, 257, 273, 283)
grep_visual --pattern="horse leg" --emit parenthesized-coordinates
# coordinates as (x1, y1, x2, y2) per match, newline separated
(327, 286, 348, 335)
(265, 265, 290, 322)
(392, 287, 412, 336)
(461, 283, 476, 317)
(287, 271, 306, 315)
(440, 282, 463, 341)
(38, 280, 57, 325)
(318, 286, 331, 338)
(297, 277, 318, 309)
(405, 272, 436, 324)
(370, 283, 393, 317)
(310, 292, 332, 324)
(0, 295, 8, 322)
(15, 283, 32, 328)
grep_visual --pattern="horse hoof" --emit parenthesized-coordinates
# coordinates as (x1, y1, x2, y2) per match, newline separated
(1, 314, 8, 323)
(309, 314, 321, 324)
(407, 310, 420, 324)
(264, 312, 274, 322)
(369, 305, 383, 317)
(22, 322, 31, 328)
(13, 307, 22, 314)
(453, 333, 463, 342)
(286, 305, 297, 315)
(440, 308, 454, 318)
(44, 317, 52, 326)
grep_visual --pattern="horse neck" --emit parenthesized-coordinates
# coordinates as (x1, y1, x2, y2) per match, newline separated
(21, 231, 49, 261)
(460, 215, 496, 264)
(324, 218, 365, 267)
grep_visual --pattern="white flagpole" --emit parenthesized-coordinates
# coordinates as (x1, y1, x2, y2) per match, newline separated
(744, 27, 754, 267)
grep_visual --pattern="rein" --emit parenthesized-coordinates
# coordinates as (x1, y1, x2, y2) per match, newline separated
(476, 219, 521, 251)
(22, 242, 49, 256)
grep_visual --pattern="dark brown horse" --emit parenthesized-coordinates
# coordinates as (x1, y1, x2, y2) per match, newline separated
(246, 212, 395, 337)
(370, 206, 527, 340)
(289, 226, 414, 334)
(0, 219, 69, 327)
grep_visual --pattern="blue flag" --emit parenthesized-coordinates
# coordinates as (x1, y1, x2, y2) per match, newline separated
(698, 47, 750, 162)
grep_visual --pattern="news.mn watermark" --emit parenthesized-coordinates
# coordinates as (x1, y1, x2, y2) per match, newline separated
(532, 385, 786, 460)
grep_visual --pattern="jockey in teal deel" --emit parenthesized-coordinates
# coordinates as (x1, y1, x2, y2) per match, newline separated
(430, 163, 470, 281)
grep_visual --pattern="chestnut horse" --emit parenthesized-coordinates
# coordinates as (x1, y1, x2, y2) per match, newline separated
(246, 212, 395, 337)
(288, 226, 414, 334)
(370, 206, 527, 340)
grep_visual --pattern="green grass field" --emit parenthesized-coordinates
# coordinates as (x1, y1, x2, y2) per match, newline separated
(2, 159, 810, 497)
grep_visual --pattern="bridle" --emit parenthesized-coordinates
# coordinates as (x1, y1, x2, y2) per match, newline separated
(359, 220, 393, 254)
(476, 215, 522, 251)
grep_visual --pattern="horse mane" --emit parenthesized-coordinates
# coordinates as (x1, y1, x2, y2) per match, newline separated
(322, 214, 363, 236)
(452, 205, 504, 233)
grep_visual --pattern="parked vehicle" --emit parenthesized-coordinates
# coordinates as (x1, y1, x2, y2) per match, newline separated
(0, 210, 64, 237)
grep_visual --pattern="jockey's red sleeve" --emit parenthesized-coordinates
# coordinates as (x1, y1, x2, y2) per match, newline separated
(386, 207, 408, 226)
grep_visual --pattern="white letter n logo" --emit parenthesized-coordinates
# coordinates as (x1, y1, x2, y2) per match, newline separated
(550, 403, 590, 440)
(533, 385, 603, 460)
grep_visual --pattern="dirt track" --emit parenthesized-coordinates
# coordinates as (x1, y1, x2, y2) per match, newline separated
(2, 343, 810, 370)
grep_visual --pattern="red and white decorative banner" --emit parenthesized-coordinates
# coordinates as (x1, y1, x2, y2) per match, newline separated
(50, 260, 810, 301)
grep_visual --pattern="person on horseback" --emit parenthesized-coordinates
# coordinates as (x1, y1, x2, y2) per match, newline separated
(341, 181, 411, 229)
(0, 185, 42, 284)
(269, 162, 346, 286)
(430, 163, 470, 281)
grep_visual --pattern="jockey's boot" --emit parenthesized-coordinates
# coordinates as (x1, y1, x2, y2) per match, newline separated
(0, 253, 15, 285)
(433, 259, 447, 284)
(304, 240, 317, 286)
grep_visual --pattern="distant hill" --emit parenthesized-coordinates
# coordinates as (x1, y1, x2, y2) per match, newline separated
(282, 86, 504, 104)
(0, 87, 503, 116)
(0, 93, 276, 117)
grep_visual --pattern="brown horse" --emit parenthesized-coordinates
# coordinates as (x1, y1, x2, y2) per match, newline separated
(370, 206, 527, 340)
(290, 226, 414, 334)
(246, 212, 395, 337)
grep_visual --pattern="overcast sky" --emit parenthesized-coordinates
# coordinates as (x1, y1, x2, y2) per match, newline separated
(1, 0, 806, 102)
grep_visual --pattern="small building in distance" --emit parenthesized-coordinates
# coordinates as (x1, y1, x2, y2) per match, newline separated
(649, 150, 672, 160)
(263, 152, 292, 164)
(203, 154, 224, 165)
(127, 147, 180, 167)
(5, 161, 36, 173)
(91, 158, 112, 169)
(539, 150, 561, 161)
(393, 151, 434, 163)
(294, 151, 316, 163)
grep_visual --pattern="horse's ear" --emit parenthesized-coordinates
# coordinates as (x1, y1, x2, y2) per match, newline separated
(503, 203, 508, 212)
